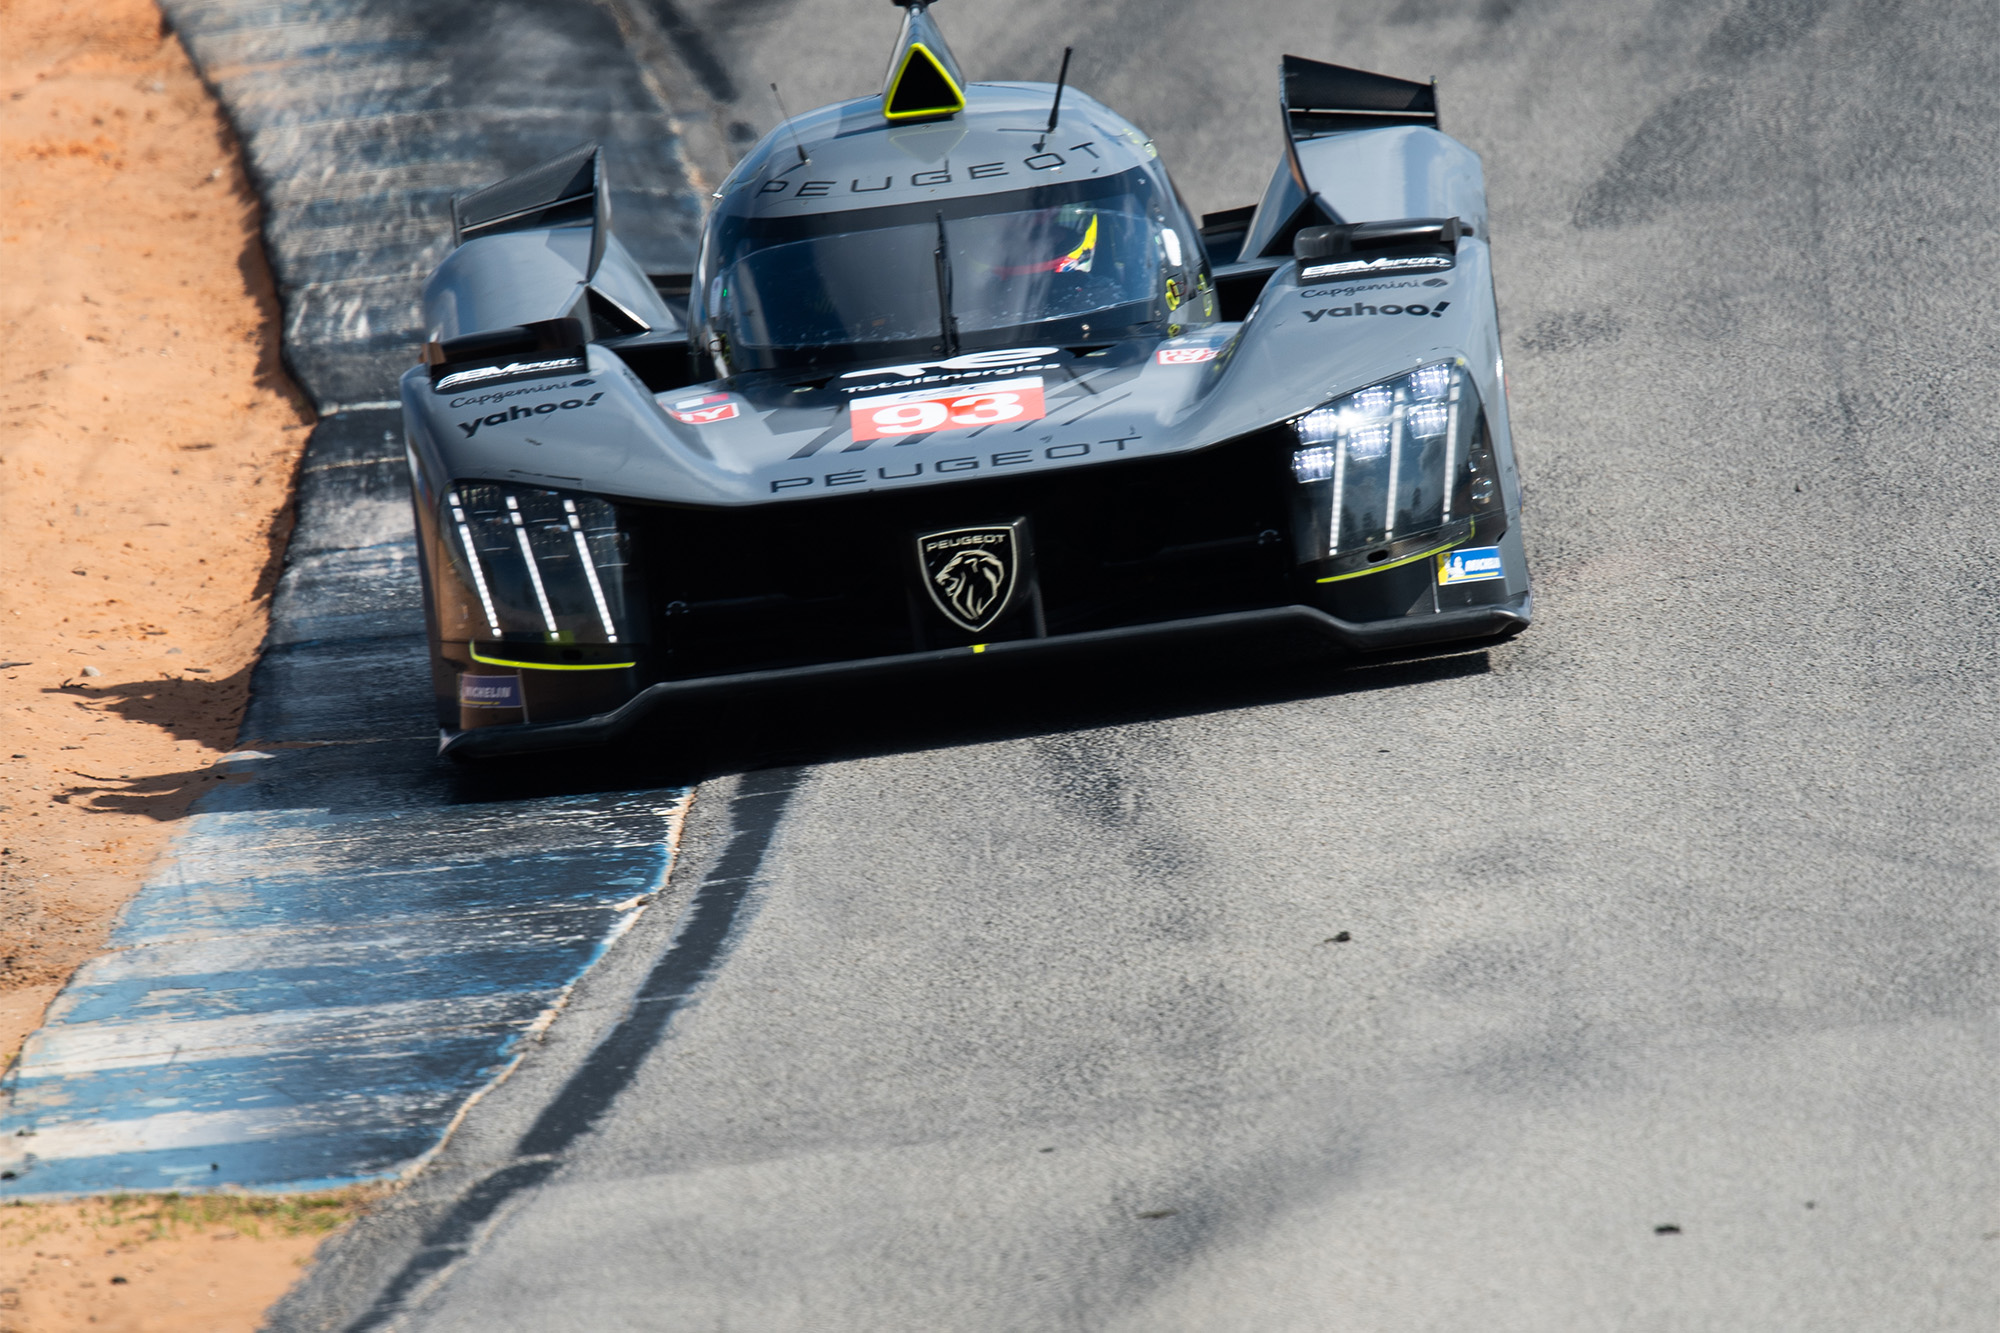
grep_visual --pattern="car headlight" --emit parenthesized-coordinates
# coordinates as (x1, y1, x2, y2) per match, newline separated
(1288, 358, 1502, 579)
(433, 482, 641, 657)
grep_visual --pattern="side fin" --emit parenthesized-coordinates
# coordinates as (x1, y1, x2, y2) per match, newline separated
(882, 2, 966, 122)
(1282, 55, 1440, 137)
(1241, 56, 1439, 261)
(452, 142, 612, 279)
(1246, 173, 1340, 262)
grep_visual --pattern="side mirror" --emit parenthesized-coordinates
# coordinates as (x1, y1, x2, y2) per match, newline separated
(424, 317, 588, 391)
(1295, 217, 1464, 282)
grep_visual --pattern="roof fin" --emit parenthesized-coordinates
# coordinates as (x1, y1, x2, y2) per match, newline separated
(883, 1, 966, 123)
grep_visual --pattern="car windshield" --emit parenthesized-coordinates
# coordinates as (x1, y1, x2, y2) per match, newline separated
(705, 169, 1178, 371)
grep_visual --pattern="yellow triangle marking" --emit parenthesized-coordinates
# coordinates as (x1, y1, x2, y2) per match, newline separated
(885, 42, 966, 121)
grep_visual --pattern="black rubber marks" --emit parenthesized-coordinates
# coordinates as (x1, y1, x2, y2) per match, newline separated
(348, 1160, 562, 1329)
(349, 767, 803, 1330)
(515, 767, 800, 1156)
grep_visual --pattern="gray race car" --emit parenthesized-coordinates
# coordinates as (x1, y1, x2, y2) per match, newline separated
(403, 0, 1530, 757)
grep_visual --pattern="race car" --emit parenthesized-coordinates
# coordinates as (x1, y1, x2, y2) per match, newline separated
(402, 0, 1530, 757)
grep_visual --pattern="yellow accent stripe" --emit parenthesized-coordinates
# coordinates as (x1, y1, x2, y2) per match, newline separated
(884, 43, 967, 121)
(1315, 536, 1462, 584)
(469, 647, 636, 671)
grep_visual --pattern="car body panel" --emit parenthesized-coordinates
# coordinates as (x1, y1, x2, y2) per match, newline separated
(406, 236, 1507, 509)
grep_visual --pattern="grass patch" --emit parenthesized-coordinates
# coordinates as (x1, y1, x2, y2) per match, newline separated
(1, 1184, 386, 1243)
(100, 1189, 376, 1241)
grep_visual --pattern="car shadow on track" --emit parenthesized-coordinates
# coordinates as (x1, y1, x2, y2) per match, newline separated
(445, 640, 1495, 803)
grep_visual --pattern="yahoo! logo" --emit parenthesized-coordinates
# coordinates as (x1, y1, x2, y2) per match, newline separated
(1302, 301, 1450, 323)
(458, 392, 604, 437)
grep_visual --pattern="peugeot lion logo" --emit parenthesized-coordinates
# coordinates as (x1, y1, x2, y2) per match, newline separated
(916, 523, 1022, 634)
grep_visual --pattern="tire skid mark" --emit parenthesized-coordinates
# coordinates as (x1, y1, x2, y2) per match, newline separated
(351, 768, 802, 1331)
(157, 0, 704, 409)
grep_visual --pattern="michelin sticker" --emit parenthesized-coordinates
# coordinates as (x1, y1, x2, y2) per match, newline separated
(459, 674, 523, 709)
(1437, 546, 1505, 585)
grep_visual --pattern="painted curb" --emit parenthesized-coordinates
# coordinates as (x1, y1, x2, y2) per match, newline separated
(0, 0, 707, 1196)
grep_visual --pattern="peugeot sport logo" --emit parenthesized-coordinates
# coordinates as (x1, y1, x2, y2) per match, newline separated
(916, 523, 1022, 633)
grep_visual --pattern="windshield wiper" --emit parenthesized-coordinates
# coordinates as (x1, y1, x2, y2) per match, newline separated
(933, 211, 960, 358)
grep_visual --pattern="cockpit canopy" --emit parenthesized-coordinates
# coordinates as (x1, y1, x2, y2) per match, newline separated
(692, 84, 1212, 376)
(703, 168, 1202, 374)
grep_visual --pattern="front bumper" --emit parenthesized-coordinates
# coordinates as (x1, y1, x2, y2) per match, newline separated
(439, 595, 1529, 759)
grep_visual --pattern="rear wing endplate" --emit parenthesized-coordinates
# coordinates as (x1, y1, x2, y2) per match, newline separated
(1282, 55, 1439, 138)
(1229, 56, 1442, 262)
(452, 141, 611, 279)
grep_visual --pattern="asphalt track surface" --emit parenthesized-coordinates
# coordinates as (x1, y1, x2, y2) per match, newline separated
(242, 0, 2000, 1326)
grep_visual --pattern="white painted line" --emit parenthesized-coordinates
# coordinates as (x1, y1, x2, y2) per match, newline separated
(17, 995, 523, 1078)
(0, 1107, 302, 1167)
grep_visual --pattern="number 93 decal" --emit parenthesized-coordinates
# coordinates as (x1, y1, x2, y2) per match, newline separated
(847, 376, 1047, 442)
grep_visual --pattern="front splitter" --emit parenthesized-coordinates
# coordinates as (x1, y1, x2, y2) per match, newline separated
(441, 598, 1531, 759)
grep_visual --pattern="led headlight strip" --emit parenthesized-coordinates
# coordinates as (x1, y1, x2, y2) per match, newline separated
(447, 490, 504, 637)
(564, 498, 619, 645)
(1290, 359, 1498, 579)
(444, 483, 636, 659)
(506, 494, 560, 635)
